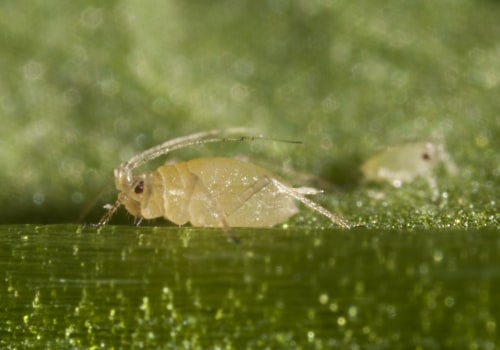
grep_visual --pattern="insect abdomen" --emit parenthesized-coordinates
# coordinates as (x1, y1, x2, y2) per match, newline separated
(184, 158, 298, 227)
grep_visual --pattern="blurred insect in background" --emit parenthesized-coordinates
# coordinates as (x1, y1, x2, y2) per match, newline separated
(360, 140, 457, 200)
(98, 128, 350, 233)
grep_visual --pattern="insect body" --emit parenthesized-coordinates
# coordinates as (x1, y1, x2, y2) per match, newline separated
(99, 129, 350, 230)
(360, 141, 457, 200)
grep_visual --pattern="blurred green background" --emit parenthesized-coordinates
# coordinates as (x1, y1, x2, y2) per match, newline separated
(1, 0, 499, 227)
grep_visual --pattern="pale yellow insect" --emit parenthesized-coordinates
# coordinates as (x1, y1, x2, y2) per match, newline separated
(361, 141, 457, 200)
(98, 128, 350, 230)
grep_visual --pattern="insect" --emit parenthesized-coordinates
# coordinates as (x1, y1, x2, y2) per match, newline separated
(98, 128, 350, 231)
(360, 140, 457, 200)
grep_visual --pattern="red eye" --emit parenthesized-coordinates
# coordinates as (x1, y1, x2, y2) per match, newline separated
(134, 180, 144, 194)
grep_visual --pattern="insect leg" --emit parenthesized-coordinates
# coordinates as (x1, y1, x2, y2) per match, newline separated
(268, 177, 351, 229)
(189, 174, 238, 242)
(97, 199, 122, 227)
(134, 216, 144, 226)
(427, 176, 439, 201)
(295, 187, 324, 195)
(224, 177, 274, 215)
(221, 176, 349, 229)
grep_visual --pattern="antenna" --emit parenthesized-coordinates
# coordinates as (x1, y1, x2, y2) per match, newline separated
(118, 128, 301, 182)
